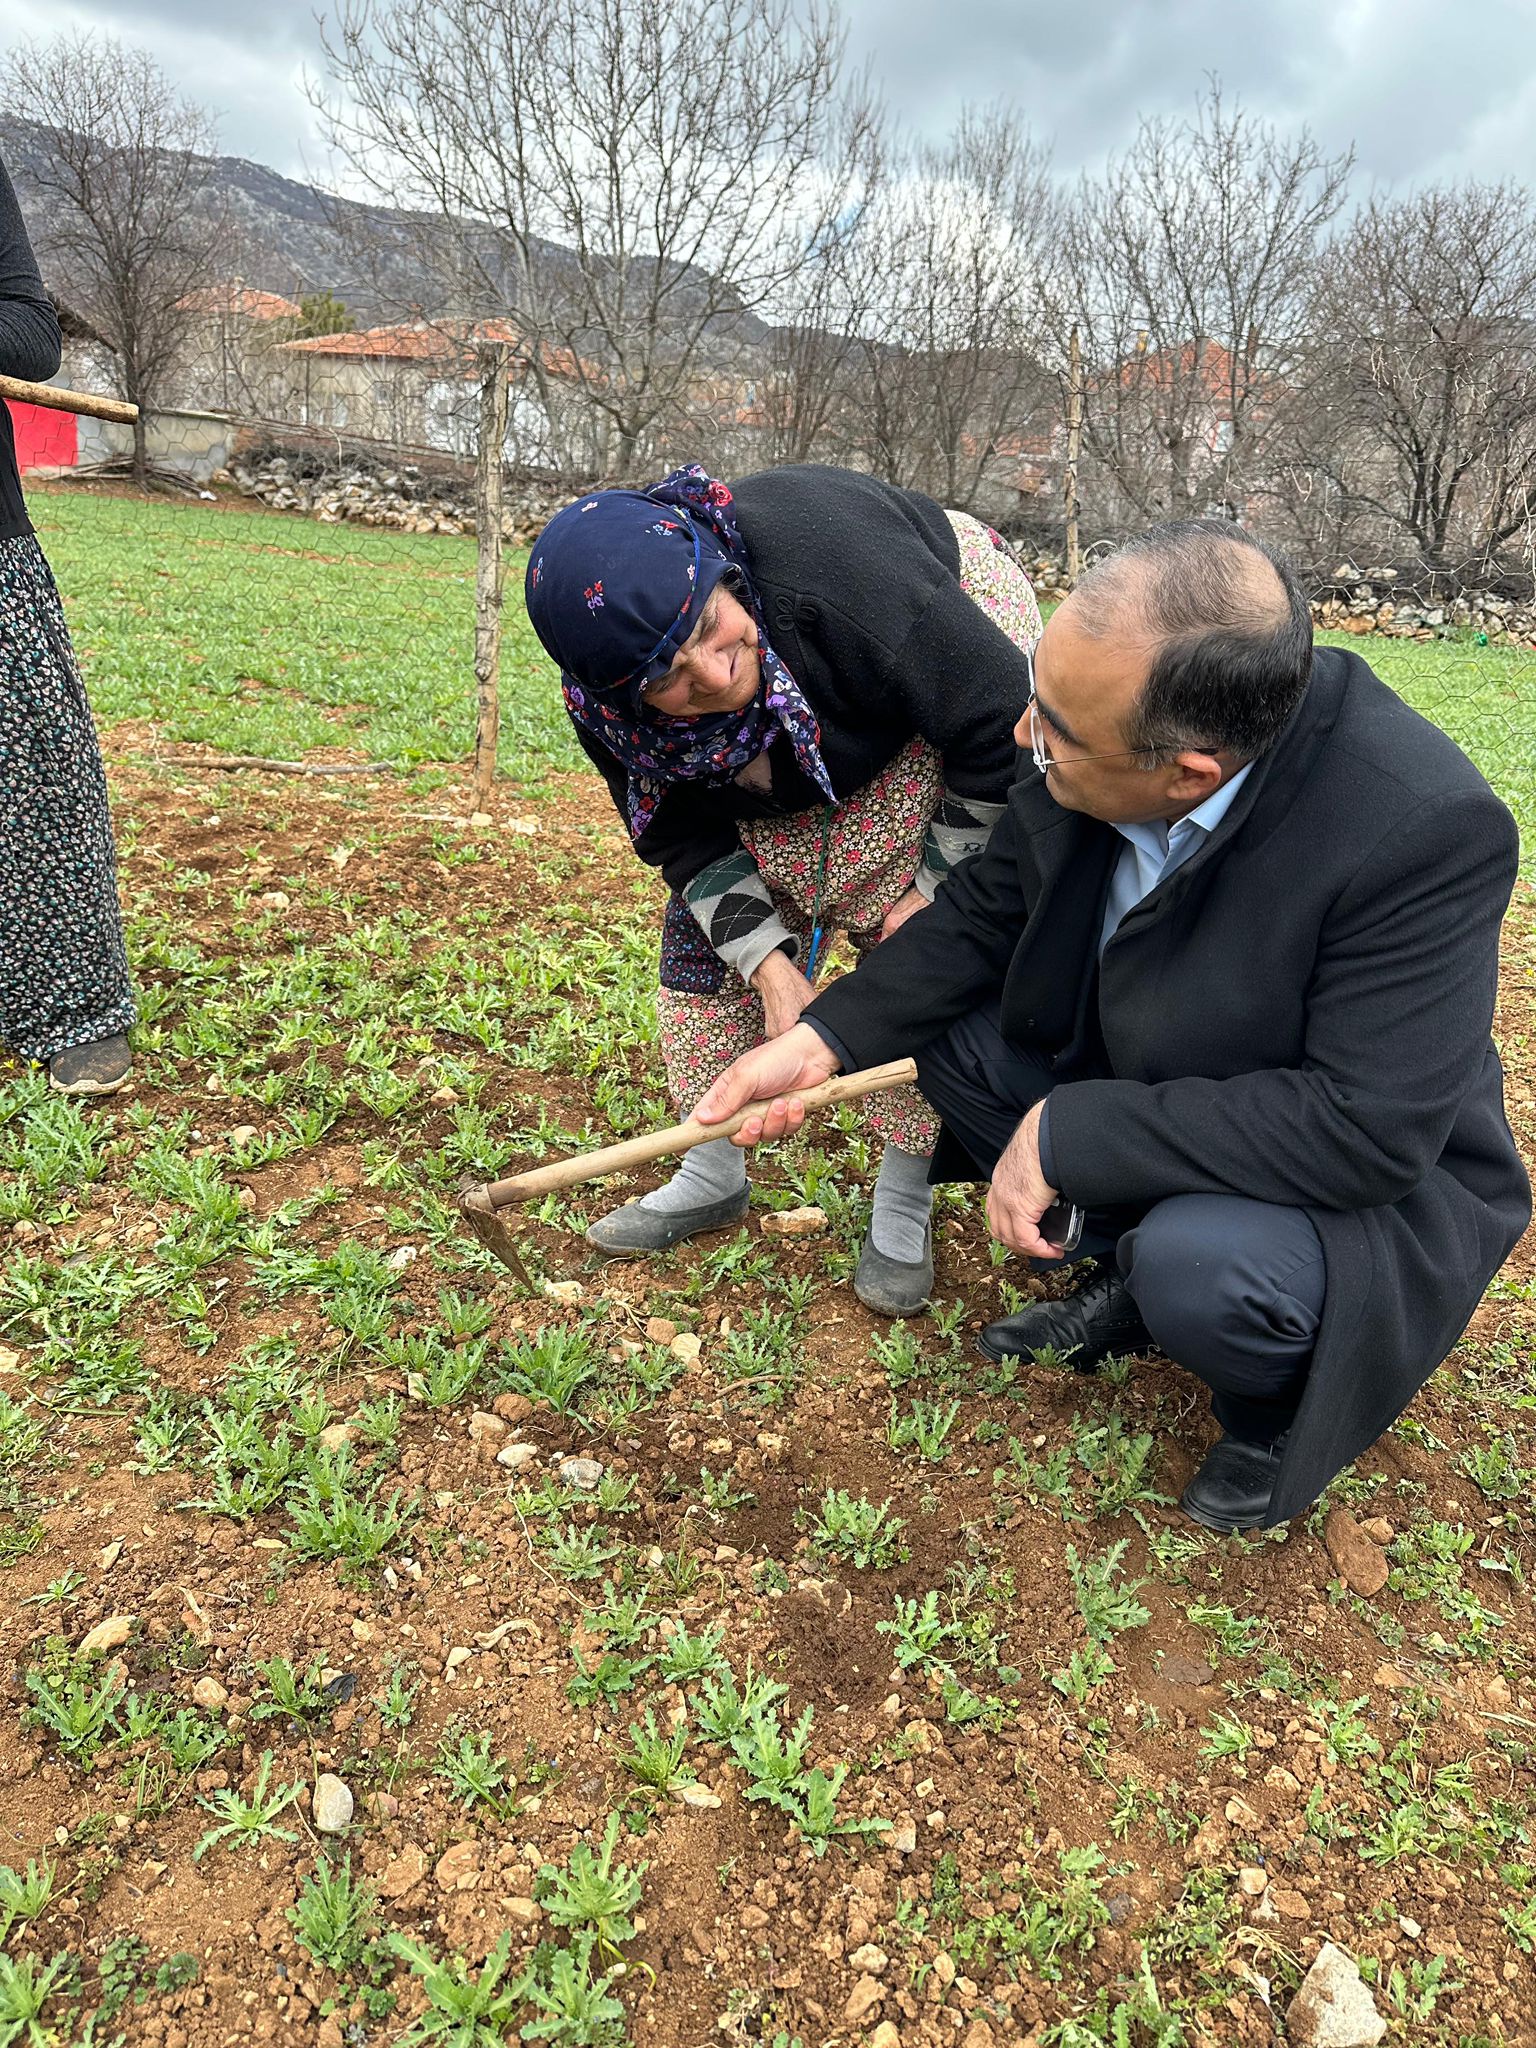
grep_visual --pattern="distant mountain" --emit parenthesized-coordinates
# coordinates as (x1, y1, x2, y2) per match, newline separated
(0, 113, 774, 350)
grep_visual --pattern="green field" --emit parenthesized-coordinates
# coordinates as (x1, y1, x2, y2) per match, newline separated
(35, 485, 1536, 858)
(2, 482, 1531, 2045)
(33, 486, 578, 784)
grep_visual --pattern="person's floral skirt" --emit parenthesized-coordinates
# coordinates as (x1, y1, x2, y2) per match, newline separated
(0, 533, 136, 1063)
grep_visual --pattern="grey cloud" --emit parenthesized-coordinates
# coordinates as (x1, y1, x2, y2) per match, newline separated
(4, 0, 1533, 189)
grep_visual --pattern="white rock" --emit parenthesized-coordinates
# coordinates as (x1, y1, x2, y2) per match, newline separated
(557, 1456, 605, 1492)
(1286, 1943, 1387, 2048)
(496, 1441, 541, 1472)
(313, 1774, 354, 1835)
(760, 1205, 828, 1237)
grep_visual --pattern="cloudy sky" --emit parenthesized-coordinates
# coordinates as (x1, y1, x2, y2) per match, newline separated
(3, 0, 1533, 196)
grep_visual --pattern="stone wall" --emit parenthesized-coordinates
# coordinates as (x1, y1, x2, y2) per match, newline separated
(218, 449, 1536, 646)
(221, 440, 585, 546)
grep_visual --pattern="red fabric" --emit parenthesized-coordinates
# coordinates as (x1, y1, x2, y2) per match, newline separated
(7, 398, 76, 470)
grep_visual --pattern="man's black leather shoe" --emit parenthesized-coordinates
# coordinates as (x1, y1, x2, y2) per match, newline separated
(978, 1264, 1151, 1372)
(1180, 1433, 1289, 1533)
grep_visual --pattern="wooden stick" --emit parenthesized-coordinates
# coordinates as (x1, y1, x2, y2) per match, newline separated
(472, 343, 509, 813)
(480, 1057, 919, 1204)
(166, 754, 396, 776)
(0, 374, 139, 425)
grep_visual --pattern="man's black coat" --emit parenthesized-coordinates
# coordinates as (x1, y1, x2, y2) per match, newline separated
(808, 646, 1530, 1521)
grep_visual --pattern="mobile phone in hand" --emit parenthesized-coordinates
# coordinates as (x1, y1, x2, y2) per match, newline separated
(1039, 1198, 1085, 1254)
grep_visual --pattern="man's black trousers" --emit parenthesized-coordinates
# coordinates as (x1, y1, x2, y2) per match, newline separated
(915, 1004, 1325, 1446)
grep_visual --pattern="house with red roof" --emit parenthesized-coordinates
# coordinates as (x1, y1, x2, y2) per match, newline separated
(278, 318, 603, 469)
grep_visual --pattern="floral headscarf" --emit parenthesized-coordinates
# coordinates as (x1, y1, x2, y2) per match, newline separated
(525, 465, 834, 839)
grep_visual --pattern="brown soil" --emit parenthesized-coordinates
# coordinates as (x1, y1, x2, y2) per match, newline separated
(1, 739, 1532, 2048)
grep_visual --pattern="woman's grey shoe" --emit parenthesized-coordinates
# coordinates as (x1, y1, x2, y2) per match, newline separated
(586, 1189, 750, 1257)
(48, 1033, 131, 1096)
(854, 1224, 933, 1317)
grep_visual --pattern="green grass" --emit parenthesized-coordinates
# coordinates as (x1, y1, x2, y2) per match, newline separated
(33, 487, 577, 779)
(34, 491, 1535, 863)
(1317, 630, 1535, 862)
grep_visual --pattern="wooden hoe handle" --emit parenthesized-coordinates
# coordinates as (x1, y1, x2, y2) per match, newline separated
(479, 1057, 919, 1204)
(0, 374, 139, 425)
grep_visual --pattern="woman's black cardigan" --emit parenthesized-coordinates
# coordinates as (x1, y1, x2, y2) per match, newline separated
(0, 154, 64, 543)
(572, 464, 1031, 894)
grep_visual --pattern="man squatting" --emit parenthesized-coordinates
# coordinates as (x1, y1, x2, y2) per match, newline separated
(695, 521, 1531, 1532)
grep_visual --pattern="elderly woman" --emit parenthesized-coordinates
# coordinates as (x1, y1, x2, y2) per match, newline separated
(525, 462, 1039, 1315)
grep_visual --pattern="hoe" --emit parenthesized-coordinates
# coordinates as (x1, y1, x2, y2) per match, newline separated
(459, 1057, 917, 1279)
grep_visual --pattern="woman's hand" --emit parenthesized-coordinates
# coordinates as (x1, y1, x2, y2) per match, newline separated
(880, 886, 930, 942)
(750, 947, 817, 1039)
(694, 1023, 841, 1146)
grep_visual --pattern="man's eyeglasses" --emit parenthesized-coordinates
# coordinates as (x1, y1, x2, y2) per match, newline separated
(1024, 645, 1154, 776)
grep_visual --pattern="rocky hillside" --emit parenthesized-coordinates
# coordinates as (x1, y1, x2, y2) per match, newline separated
(0, 112, 772, 346)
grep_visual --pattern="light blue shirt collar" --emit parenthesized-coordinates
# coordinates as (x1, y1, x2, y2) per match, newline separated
(1099, 760, 1255, 957)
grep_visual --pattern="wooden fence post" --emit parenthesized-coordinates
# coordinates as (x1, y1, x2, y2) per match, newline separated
(473, 343, 511, 812)
(1064, 324, 1084, 588)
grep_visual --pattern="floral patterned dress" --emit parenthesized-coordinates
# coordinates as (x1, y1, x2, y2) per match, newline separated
(656, 513, 1042, 1154)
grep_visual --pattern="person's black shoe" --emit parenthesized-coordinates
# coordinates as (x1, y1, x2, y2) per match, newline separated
(978, 1263, 1150, 1372)
(49, 1033, 132, 1097)
(1180, 1433, 1289, 1533)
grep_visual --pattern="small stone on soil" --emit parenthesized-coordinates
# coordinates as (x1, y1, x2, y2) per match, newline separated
(848, 1944, 889, 1974)
(312, 1774, 354, 1834)
(1286, 1941, 1387, 2047)
(192, 1677, 228, 1711)
(1323, 1507, 1390, 1597)
(435, 1840, 479, 1891)
(557, 1456, 605, 1491)
(868, 2025, 901, 2048)
(543, 1279, 583, 1304)
(78, 1615, 134, 1656)
(675, 1785, 722, 1810)
(645, 1316, 678, 1343)
(380, 1846, 430, 1900)
(761, 1205, 828, 1236)
(843, 1975, 883, 2023)
(497, 1441, 541, 1472)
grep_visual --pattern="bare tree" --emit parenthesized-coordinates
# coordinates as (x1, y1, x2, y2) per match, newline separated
(1273, 181, 1536, 577)
(757, 104, 892, 468)
(3, 35, 224, 485)
(315, 0, 865, 476)
(1055, 86, 1352, 531)
(819, 106, 1056, 511)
